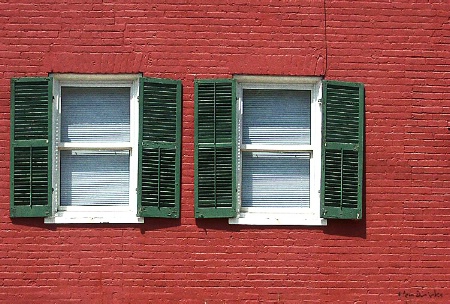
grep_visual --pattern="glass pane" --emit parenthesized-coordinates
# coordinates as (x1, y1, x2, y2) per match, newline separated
(60, 150, 130, 206)
(242, 152, 310, 208)
(243, 89, 311, 145)
(61, 87, 130, 142)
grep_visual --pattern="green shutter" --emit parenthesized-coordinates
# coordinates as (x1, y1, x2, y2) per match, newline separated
(321, 80, 364, 219)
(137, 78, 181, 218)
(10, 77, 53, 217)
(194, 79, 237, 218)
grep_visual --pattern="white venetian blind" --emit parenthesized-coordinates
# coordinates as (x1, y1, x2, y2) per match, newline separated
(242, 89, 311, 145)
(61, 87, 130, 143)
(60, 151, 130, 206)
(241, 152, 310, 208)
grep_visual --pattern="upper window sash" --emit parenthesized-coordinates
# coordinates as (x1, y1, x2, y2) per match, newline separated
(52, 77, 140, 148)
(237, 82, 319, 148)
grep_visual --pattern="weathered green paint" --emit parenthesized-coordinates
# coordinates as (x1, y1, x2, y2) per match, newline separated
(321, 80, 364, 219)
(10, 77, 53, 218)
(194, 79, 237, 218)
(137, 77, 181, 218)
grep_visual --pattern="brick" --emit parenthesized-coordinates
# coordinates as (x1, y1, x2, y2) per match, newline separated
(0, 0, 449, 303)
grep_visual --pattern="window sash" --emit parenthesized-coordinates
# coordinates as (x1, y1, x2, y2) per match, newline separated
(237, 82, 321, 214)
(242, 89, 311, 145)
(241, 151, 311, 208)
(60, 87, 131, 143)
(59, 150, 130, 207)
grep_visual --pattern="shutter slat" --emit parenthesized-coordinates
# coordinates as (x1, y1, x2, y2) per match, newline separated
(141, 148, 177, 208)
(324, 83, 361, 145)
(321, 81, 364, 219)
(138, 78, 181, 218)
(13, 80, 51, 141)
(10, 78, 52, 217)
(195, 80, 237, 218)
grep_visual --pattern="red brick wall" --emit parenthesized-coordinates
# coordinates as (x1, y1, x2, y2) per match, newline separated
(0, 0, 449, 303)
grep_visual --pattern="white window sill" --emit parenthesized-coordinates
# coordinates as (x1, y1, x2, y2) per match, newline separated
(44, 211, 144, 224)
(229, 212, 327, 226)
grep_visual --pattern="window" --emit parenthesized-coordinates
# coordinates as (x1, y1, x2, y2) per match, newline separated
(194, 76, 364, 225)
(10, 74, 181, 223)
(234, 77, 322, 225)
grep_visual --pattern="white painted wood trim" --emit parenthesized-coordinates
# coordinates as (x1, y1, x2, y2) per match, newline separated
(58, 142, 132, 150)
(45, 211, 144, 224)
(51, 73, 140, 82)
(234, 75, 322, 85)
(229, 212, 327, 226)
(241, 144, 313, 152)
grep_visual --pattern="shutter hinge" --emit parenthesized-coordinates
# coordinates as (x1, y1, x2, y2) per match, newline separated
(318, 98, 323, 104)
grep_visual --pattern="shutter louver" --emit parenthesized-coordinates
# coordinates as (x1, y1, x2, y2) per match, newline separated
(321, 81, 364, 219)
(138, 78, 181, 218)
(195, 80, 237, 218)
(10, 78, 52, 217)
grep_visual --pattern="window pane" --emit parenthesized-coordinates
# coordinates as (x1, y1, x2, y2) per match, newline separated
(242, 152, 310, 208)
(243, 89, 311, 145)
(60, 150, 130, 206)
(61, 87, 130, 142)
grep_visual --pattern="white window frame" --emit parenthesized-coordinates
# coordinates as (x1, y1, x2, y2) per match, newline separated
(229, 76, 326, 226)
(45, 74, 143, 224)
